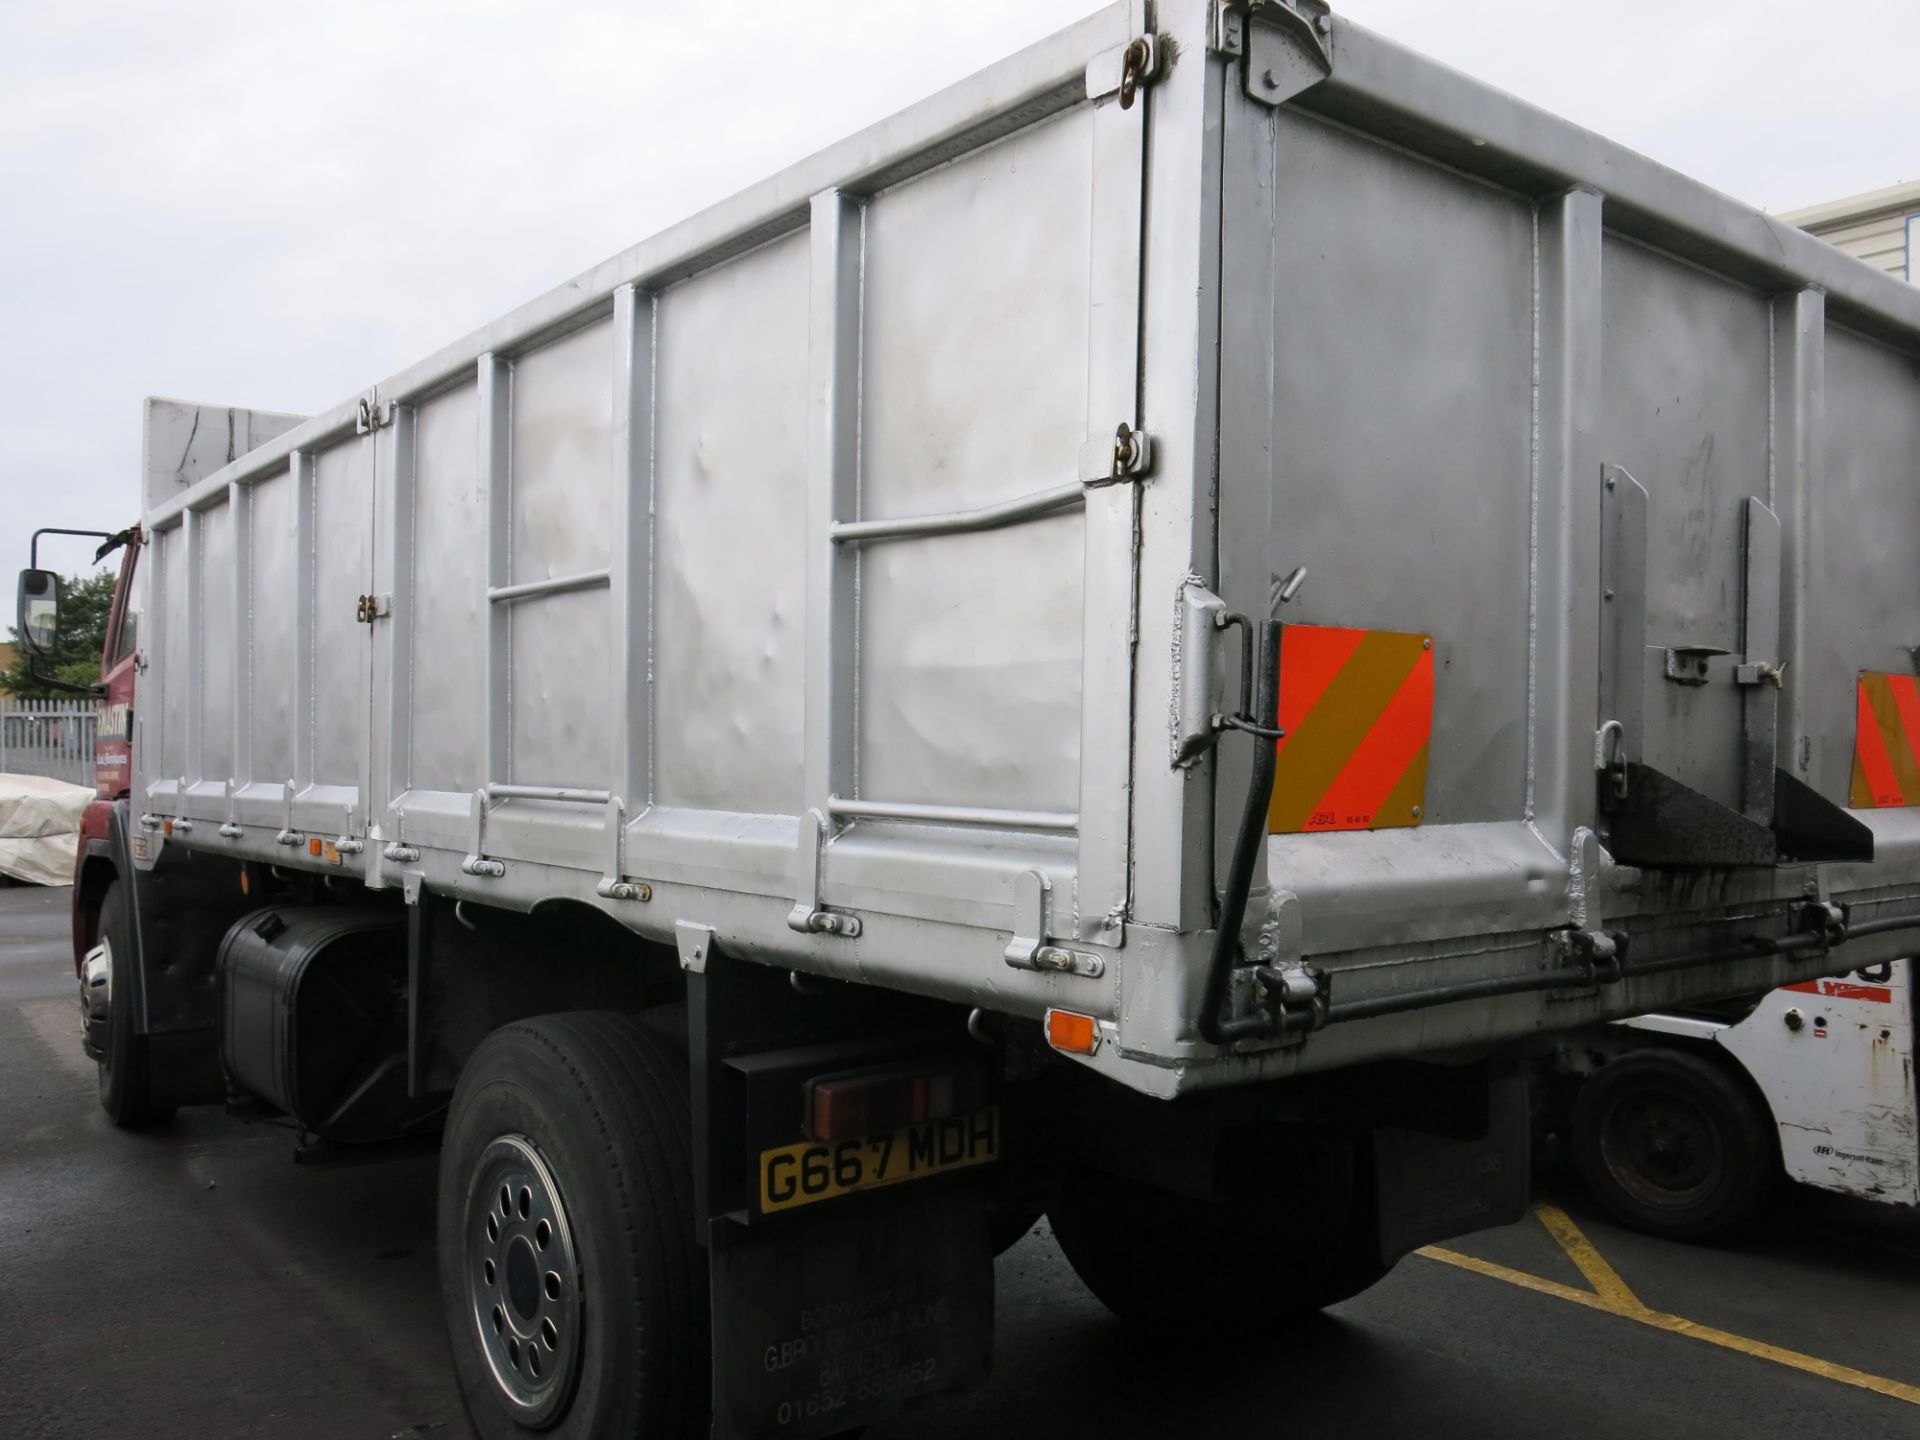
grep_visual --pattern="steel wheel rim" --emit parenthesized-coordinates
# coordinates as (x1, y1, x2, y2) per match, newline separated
(1599, 1086, 1723, 1210)
(465, 1135, 584, 1424)
(89, 934, 115, 1081)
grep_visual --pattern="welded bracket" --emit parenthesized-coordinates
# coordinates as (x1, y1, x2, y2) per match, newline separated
(1077, 422, 1154, 486)
(275, 778, 300, 846)
(461, 788, 505, 878)
(1173, 577, 1229, 767)
(1566, 827, 1603, 930)
(1662, 646, 1726, 686)
(1737, 497, 1783, 822)
(595, 797, 651, 902)
(1597, 465, 1649, 809)
(676, 921, 716, 974)
(1003, 869, 1105, 978)
(787, 809, 861, 937)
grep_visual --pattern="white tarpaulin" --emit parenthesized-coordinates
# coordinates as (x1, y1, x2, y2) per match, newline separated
(0, 773, 92, 886)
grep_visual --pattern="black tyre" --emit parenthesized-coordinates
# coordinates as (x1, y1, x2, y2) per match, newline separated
(95, 881, 175, 1128)
(1047, 1127, 1387, 1333)
(1571, 1047, 1776, 1241)
(438, 1012, 707, 1439)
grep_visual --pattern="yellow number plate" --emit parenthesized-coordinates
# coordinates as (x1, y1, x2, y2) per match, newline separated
(758, 1107, 999, 1214)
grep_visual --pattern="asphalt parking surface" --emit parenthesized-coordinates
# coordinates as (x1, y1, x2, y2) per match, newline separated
(4, 880, 1917, 1438)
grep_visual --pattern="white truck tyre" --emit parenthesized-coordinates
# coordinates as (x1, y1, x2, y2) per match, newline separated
(1571, 1047, 1776, 1241)
(95, 881, 175, 1129)
(438, 1013, 707, 1439)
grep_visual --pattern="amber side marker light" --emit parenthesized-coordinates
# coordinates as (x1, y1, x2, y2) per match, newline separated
(309, 837, 323, 857)
(1045, 1008, 1099, 1056)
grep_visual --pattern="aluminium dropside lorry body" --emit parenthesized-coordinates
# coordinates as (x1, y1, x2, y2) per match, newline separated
(41, 3, 1920, 1435)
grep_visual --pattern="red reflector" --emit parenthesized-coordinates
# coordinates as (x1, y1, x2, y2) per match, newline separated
(807, 1062, 993, 1140)
(1045, 1009, 1099, 1055)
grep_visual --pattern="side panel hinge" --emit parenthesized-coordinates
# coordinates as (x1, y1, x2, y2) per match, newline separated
(1213, 2, 1334, 106)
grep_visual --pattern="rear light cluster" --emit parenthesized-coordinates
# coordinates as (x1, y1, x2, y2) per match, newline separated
(806, 1062, 994, 1141)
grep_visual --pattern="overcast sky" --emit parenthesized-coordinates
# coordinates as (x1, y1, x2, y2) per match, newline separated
(2, 0, 1915, 582)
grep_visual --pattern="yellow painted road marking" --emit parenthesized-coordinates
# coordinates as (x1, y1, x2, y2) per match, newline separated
(1533, 1202, 1648, 1314)
(1417, 1244, 1616, 1313)
(1419, 1205, 1920, 1408)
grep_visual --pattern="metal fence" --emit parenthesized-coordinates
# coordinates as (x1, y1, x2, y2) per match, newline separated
(0, 698, 99, 787)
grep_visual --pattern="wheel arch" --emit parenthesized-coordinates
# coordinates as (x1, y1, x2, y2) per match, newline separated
(411, 894, 682, 1098)
(72, 845, 118, 975)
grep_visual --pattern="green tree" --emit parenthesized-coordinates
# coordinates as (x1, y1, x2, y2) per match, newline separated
(4, 570, 118, 697)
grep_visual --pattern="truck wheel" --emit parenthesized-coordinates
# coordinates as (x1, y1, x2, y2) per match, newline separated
(95, 881, 175, 1129)
(1047, 1129, 1380, 1332)
(1571, 1048, 1775, 1241)
(438, 1013, 707, 1439)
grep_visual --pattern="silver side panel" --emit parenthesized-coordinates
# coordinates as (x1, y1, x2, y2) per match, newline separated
(857, 107, 1093, 819)
(246, 466, 298, 788)
(507, 317, 616, 793)
(653, 231, 811, 816)
(1258, 108, 1535, 824)
(408, 384, 485, 796)
(134, 2, 1920, 1098)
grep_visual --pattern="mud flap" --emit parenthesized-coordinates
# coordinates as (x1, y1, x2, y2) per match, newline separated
(1370, 1064, 1531, 1262)
(709, 1189, 992, 1440)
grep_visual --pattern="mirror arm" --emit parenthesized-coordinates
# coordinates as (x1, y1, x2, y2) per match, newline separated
(93, 526, 140, 563)
(22, 656, 98, 698)
(29, 527, 114, 569)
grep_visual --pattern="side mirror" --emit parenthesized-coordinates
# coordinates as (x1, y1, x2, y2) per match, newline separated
(16, 568, 60, 655)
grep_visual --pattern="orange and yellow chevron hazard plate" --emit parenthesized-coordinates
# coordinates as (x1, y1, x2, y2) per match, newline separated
(1269, 626, 1433, 834)
(1850, 671, 1920, 808)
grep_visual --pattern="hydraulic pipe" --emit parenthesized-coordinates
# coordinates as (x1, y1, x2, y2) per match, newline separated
(1199, 618, 1283, 1046)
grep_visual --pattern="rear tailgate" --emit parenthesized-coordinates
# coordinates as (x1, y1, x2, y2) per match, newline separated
(1192, 7, 1920, 1078)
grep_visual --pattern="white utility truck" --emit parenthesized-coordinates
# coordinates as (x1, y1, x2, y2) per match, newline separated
(20, 3, 1920, 1435)
(1554, 961, 1918, 1237)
